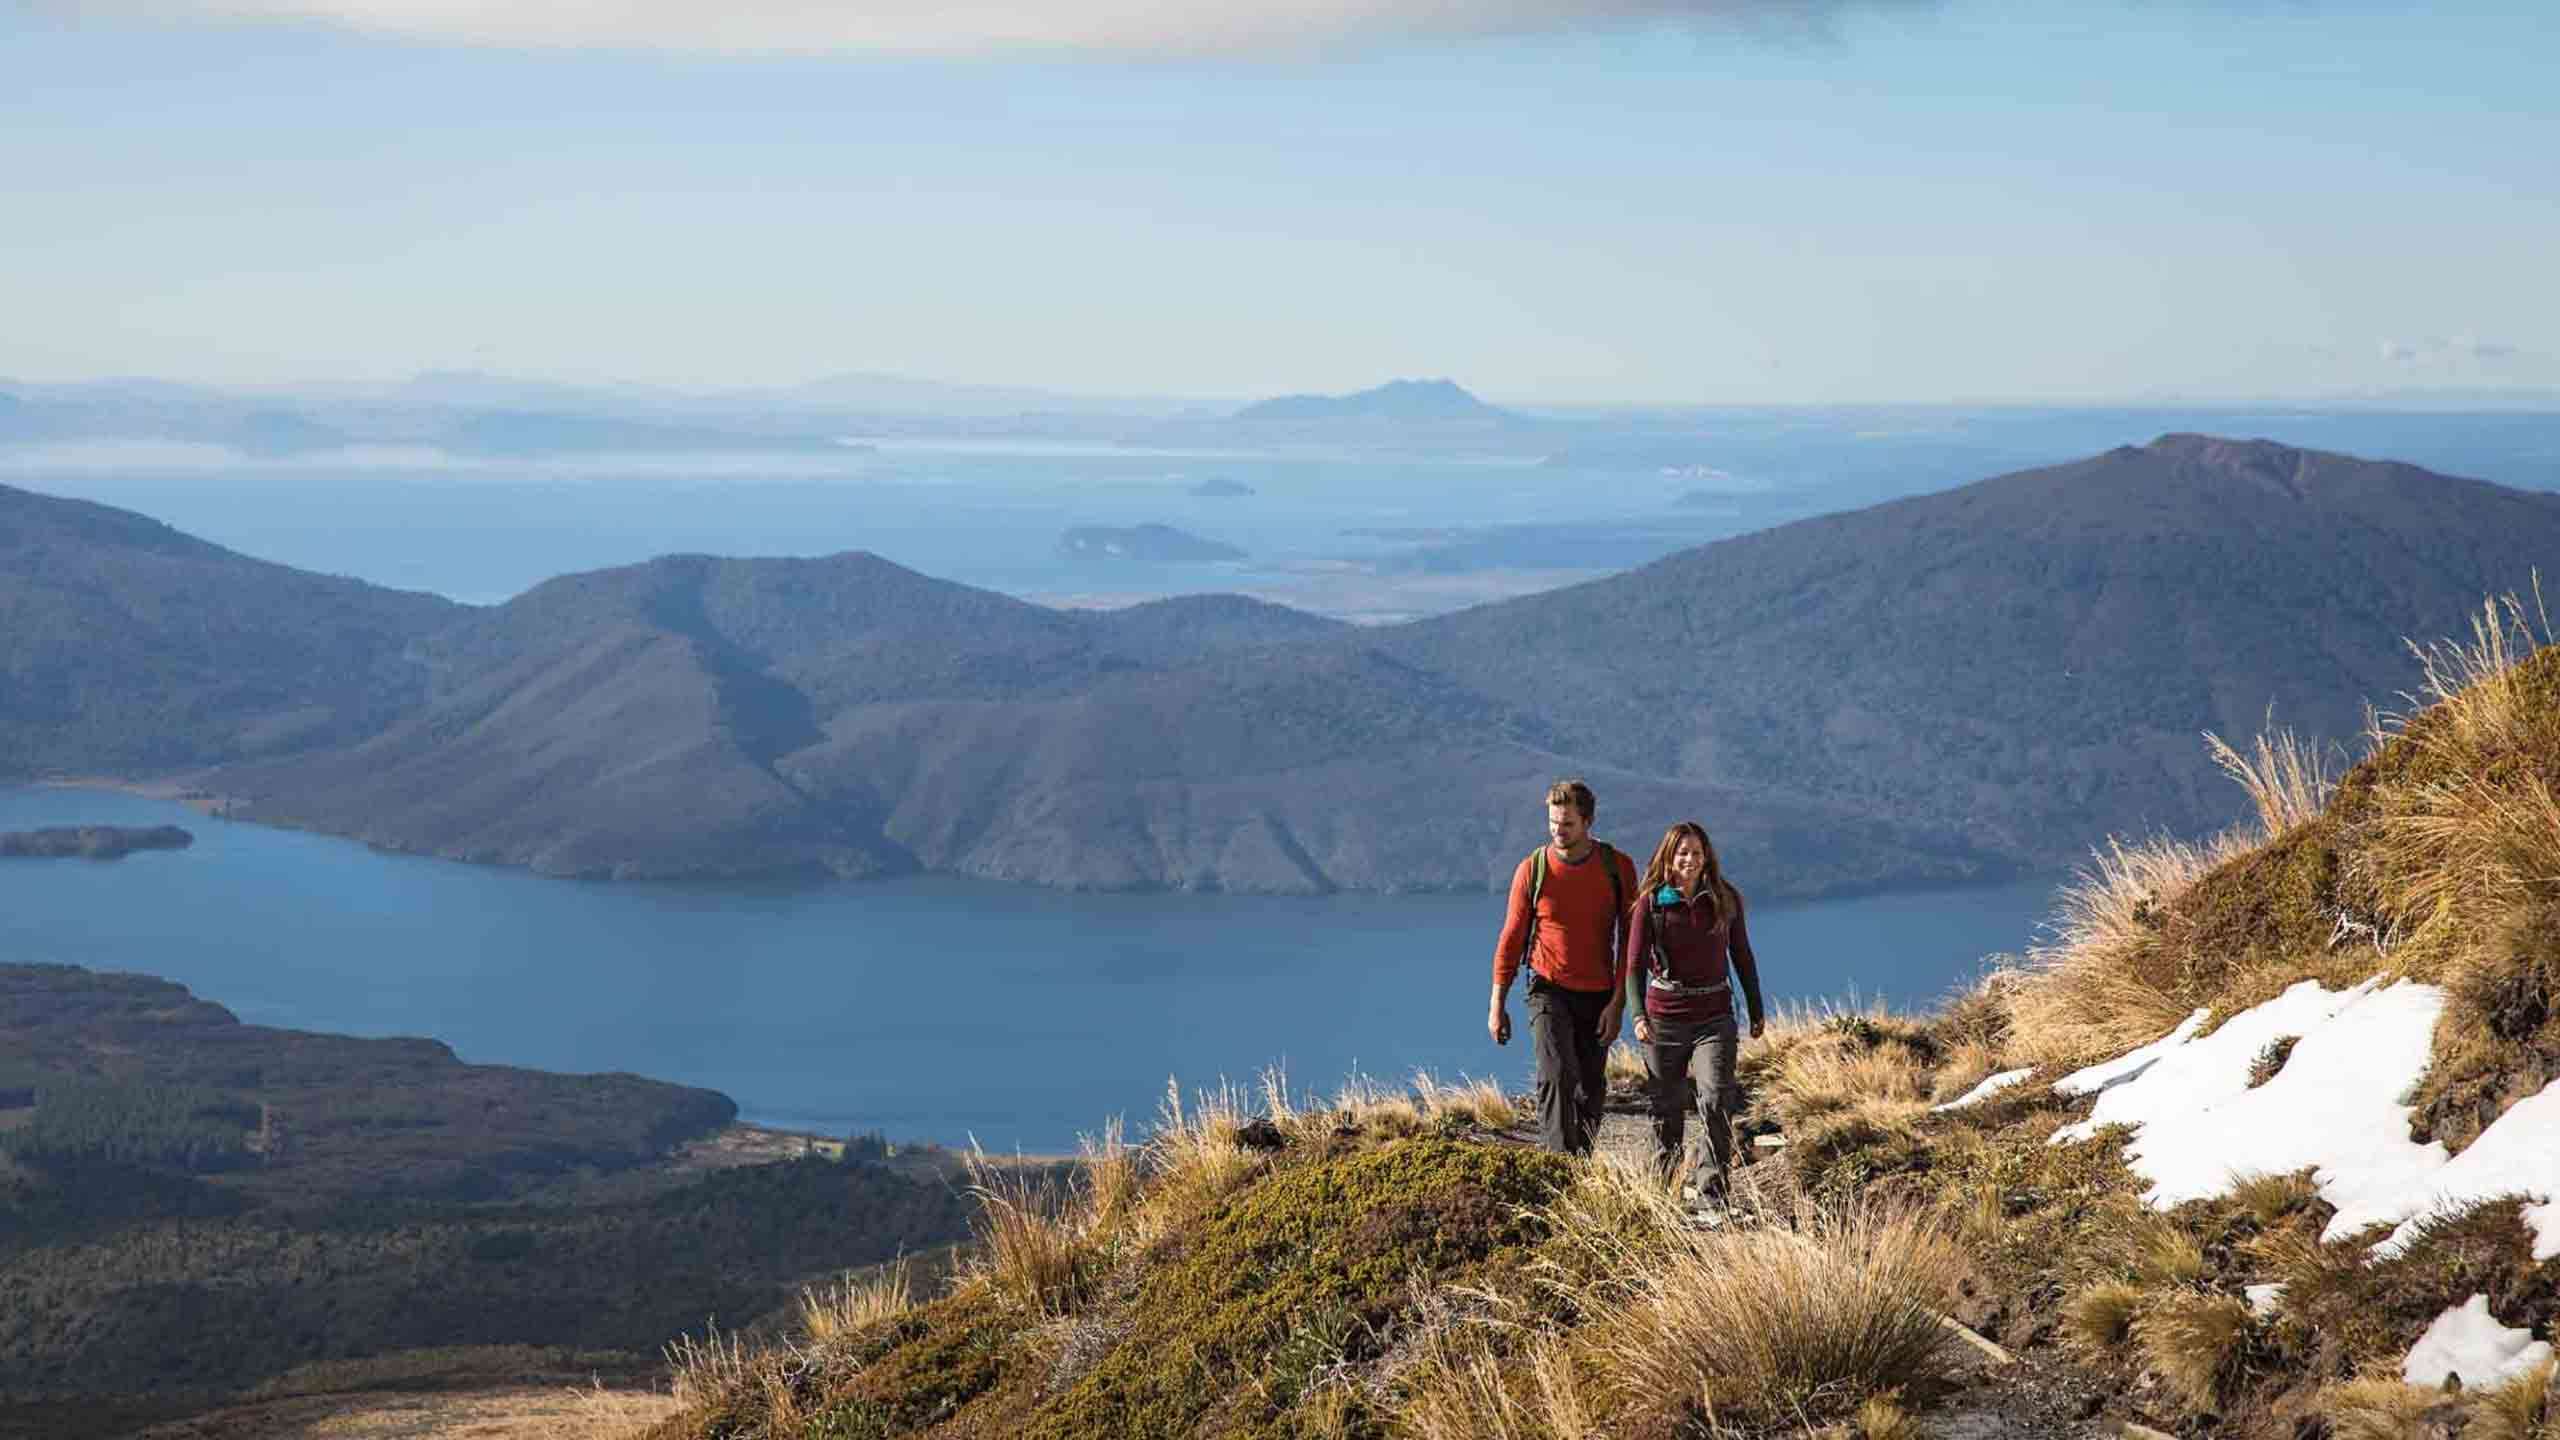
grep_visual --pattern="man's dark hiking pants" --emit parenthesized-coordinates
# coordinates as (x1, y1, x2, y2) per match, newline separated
(1527, 975, 1611, 1156)
(1645, 1013, 1739, 1194)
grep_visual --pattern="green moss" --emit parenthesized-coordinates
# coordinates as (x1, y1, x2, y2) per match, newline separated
(1023, 1138, 1573, 1440)
(2169, 818, 2349, 986)
(2261, 1200, 2558, 1405)
(802, 1291, 1025, 1438)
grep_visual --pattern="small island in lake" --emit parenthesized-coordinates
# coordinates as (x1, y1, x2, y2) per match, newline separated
(0, 824, 194, 860)
(1189, 476, 1255, 497)
(1059, 523, 1247, 563)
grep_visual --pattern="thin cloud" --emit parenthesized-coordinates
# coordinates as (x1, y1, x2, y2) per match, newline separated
(2379, 335, 2537, 371)
(91, 0, 1941, 56)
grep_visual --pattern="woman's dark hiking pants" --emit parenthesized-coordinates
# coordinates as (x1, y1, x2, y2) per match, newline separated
(1526, 976, 1611, 1156)
(1645, 1013, 1739, 1193)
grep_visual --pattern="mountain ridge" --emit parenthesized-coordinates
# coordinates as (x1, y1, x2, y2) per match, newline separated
(8, 434, 2553, 897)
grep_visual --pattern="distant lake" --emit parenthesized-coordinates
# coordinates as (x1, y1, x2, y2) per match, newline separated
(0, 788, 2062, 1152)
(0, 784, 2058, 1142)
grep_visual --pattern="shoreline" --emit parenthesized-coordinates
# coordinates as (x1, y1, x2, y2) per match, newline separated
(34, 774, 244, 817)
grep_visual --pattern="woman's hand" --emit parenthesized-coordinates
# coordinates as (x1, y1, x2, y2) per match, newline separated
(1632, 1015, 1653, 1044)
(1749, 1017, 1766, 1041)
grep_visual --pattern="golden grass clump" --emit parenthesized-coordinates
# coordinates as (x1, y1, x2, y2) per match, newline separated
(1549, 1193, 1966, 1433)
(798, 1258, 919, 1346)
(1391, 1309, 1584, 1440)
(1080, 1116, 1140, 1235)
(1412, 1070, 1521, 1130)
(2346, 594, 2557, 964)
(2062, 1280, 2145, 1351)
(965, 1151, 1096, 1318)
(2134, 1291, 2258, 1412)
(2005, 832, 2237, 1068)
(1925, 1037, 2005, 1104)
(2318, 1377, 2462, 1440)
(664, 1323, 753, 1413)
(2227, 1168, 2320, 1227)
(1770, 1035, 1933, 1120)
(1329, 1071, 1427, 1139)
(2206, 720, 2338, 843)
(1605, 1038, 1649, 1091)
(1756, 999, 1937, 1122)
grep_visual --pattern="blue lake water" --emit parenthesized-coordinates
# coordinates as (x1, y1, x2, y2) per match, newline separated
(0, 787, 2062, 1151)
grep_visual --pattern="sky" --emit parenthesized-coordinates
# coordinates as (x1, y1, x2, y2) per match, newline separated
(3, 0, 2556, 405)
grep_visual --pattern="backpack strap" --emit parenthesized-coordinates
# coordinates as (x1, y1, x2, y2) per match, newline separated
(1520, 843, 1625, 984)
(1520, 848, 1547, 972)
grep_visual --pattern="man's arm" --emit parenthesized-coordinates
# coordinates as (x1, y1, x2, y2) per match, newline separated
(1488, 859, 1534, 1043)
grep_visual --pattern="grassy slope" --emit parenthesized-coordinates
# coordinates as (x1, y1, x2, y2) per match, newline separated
(643, 606, 2560, 1440)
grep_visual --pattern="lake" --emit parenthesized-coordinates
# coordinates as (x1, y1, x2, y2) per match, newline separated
(0, 787, 2063, 1151)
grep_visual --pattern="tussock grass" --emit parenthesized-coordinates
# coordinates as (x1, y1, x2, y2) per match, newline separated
(1124, 1076, 1261, 1243)
(2063, 1281, 2144, 1351)
(1925, 1037, 2005, 1103)
(2005, 832, 2238, 1068)
(2227, 1168, 2319, 1227)
(1391, 1310, 1579, 1440)
(1079, 1116, 1140, 1235)
(1605, 1038, 1648, 1091)
(2109, 1204, 2211, 1281)
(1545, 1192, 1966, 1434)
(1770, 1034, 1933, 1119)
(1328, 1070, 1427, 1140)
(2207, 720, 2338, 842)
(964, 1151, 1095, 1318)
(664, 1323, 751, 1413)
(1412, 1070, 1520, 1130)
(798, 1258, 918, 1346)
(2318, 1377, 2460, 1440)
(2135, 1291, 2259, 1411)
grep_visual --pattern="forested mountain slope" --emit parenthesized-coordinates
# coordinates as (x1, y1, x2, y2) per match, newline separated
(14, 436, 2557, 895)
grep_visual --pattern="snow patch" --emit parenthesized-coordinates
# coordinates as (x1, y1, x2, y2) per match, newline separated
(2052, 1009, 2208, 1099)
(2401, 1294, 2552, 1390)
(1934, 1067, 2034, 1113)
(2046, 980, 2449, 1234)
(2372, 1077, 2560, 1261)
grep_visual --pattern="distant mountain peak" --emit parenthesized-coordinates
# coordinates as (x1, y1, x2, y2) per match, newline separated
(2137, 433, 2391, 502)
(1233, 378, 1511, 423)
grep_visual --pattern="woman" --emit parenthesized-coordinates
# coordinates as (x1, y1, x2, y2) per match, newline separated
(1622, 821, 1767, 1208)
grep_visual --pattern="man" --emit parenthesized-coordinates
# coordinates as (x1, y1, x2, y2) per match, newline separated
(1488, 778, 1639, 1156)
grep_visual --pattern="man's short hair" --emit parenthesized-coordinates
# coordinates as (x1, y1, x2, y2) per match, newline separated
(1545, 778, 1595, 822)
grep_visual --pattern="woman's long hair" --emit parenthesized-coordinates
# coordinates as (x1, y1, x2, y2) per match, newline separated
(1636, 821, 1744, 928)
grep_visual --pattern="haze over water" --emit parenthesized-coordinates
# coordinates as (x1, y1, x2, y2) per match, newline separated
(1, 787, 2057, 1151)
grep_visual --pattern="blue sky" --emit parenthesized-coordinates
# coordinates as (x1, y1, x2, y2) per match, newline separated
(3, 1, 2554, 404)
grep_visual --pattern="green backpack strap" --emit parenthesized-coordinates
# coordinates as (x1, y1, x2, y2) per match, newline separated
(1521, 847, 1548, 968)
(1521, 842, 1625, 978)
